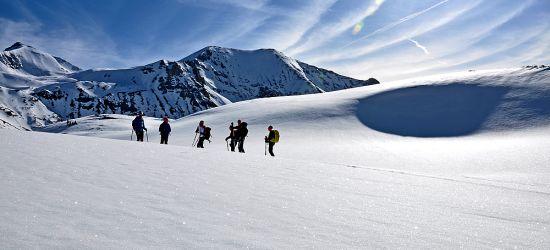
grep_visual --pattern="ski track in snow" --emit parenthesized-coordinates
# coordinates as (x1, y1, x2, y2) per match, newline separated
(342, 164, 550, 196)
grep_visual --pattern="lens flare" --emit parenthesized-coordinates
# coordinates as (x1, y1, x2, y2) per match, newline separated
(352, 21, 364, 35)
(351, 0, 385, 35)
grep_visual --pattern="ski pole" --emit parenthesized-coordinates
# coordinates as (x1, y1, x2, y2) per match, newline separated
(131, 130, 134, 141)
(226, 140, 229, 151)
(146, 130, 149, 142)
(192, 133, 198, 146)
(265, 142, 267, 156)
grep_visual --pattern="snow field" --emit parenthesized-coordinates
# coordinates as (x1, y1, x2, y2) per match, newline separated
(3, 67, 550, 248)
(1, 130, 549, 249)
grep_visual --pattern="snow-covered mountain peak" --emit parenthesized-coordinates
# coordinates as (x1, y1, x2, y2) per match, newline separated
(4, 42, 34, 51)
(0, 42, 81, 76)
(181, 46, 238, 62)
(182, 46, 297, 68)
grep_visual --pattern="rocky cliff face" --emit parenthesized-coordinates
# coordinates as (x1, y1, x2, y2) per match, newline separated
(35, 59, 221, 119)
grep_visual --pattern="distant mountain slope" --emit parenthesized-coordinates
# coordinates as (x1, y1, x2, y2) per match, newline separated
(33, 46, 379, 120)
(0, 86, 60, 130)
(0, 42, 81, 76)
(179, 46, 379, 100)
(0, 42, 379, 128)
(0, 42, 77, 129)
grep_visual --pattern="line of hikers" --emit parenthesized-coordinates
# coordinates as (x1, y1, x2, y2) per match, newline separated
(131, 112, 280, 156)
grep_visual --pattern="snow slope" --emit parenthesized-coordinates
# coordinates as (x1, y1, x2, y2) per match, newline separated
(0, 86, 60, 130)
(6, 66, 550, 248)
(42, 67, 550, 177)
(2, 129, 549, 249)
(0, 42, 79, 129)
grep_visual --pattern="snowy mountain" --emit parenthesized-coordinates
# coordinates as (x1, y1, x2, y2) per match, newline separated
(3, 66, 550, 248)
(181, 46, 378, 99)
(0, 87, 60, 130)
(0, 42, 378, 128)
(0, 42, 80, 129)
(0, 42, 81, 76)
(36, 46, 378, 120)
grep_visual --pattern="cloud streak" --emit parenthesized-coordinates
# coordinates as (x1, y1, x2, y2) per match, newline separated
(1, 0, 547, 82)
(285, 0, 386, 56)
(407, 38, 430, 55)
(343, 0, 450, 49)
(0, 18, 125, 69)
(314, 0, 542, 81)
(239, 0, 338, 51)
(177, 0, 269, 10)
(305, 0, 483, 65)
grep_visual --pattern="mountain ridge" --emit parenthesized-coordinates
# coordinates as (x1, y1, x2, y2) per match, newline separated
(0, 42, 379, 129)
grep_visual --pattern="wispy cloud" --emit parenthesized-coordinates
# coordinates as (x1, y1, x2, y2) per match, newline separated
(343, 0, 450, 49)
(403, 0, 538, 72)
(176, 0, 269, 10)
(305, 0, 482, 65)
(330, 0, 543, 82)
(242, 0, 338, 51)
(407, 38, 430, 55)
(285, 0, 386, 56)
(1, 0, 547, 81)
(445, 23, 549, 70)
(0, 18, 125, 69)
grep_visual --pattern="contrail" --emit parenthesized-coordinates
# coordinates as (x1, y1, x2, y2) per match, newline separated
(408, 38, 430, 55)
(407, 38, 449, 65)
(343, 0, 450, 48)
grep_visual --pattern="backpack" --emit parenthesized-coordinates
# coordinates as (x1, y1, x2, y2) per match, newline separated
(132, 117, 144, 131)
(203, 127, 211, 140)
(241, 122, 248, 137)
(272, 130, 280, 143)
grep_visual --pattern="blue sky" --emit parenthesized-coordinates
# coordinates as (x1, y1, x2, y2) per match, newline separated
(0, 0, 548, 81)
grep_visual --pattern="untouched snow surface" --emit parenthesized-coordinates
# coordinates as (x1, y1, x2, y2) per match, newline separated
(3, 67, 550, 248)
(2, 130, 550, 249)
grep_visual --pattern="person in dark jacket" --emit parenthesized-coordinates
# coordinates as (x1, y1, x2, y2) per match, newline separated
(132, 112, 147, 142)
(195, 120, 206, 148)
(225, 122, 237, 152)
(159, 116, 171, 144)
(237, 121, 248, 153)
(265, 125, 276, 156)
(232, 120, 243, 151)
